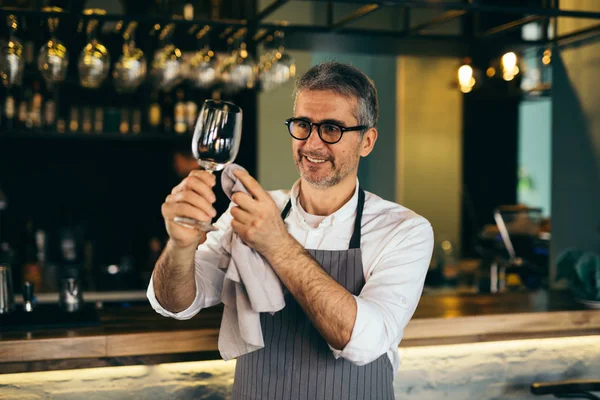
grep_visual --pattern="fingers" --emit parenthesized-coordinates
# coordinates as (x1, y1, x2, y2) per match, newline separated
(233, 169, 268, 201)
(166, 191, 217, 218)
(163, 170, 217, 225)
(172, 171, 216, 200)
(231, 219, 244, 236)
(162, 201, 213, 223)
(189, 169, 217, 185)
(230, 205, 253, 225)
(231, 191, 256, 211)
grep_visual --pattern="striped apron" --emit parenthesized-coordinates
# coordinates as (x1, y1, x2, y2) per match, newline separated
(231, 188, 395, 400)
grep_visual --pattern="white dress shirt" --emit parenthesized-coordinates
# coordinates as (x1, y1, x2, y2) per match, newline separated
(147, 178, 434, 376)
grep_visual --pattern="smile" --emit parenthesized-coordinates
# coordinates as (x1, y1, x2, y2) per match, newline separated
(305, 156, 328, 164)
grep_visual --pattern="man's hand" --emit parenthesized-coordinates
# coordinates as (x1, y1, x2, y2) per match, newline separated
(229, 169, 291, 258)
(154, 169, 217, 313)
(230, 169, 357, 350)
(162, 170, 218, 249)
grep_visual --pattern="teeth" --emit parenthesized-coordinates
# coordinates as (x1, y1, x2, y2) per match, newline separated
(306, 156, 326, 164)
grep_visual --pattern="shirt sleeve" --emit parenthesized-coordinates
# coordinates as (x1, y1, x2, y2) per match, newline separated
(329, 216, 434, 365)
(146, 207, 234, 320)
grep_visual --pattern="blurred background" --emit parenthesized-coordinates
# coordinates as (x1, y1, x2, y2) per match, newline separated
(1, 1, 599, 399)
(0, 0, 598, 303)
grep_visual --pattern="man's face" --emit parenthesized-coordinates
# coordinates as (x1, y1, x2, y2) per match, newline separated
(292, 90, 373, 189)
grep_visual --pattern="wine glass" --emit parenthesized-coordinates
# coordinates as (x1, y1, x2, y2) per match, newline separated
(189, 26, 218, 89)
(258, 31, 295, 91)
(113, 21, 146, 92)
(219, 29, 257, 93)
(0, 15, 24, 88)
(228, 51, 257, 91)
(78, 10, 110, 88)
(190, 48, 217, 89)
(151, 24, 182, 91)
(173, 100, 243, 231)
(37, 7, 69, 85)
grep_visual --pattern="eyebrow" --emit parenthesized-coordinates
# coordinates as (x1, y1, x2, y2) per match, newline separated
(295, 116, 350, 127)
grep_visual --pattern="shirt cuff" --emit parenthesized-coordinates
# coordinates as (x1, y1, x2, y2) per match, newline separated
(147, 273, 204, 320)
(328, 295, 387, 366)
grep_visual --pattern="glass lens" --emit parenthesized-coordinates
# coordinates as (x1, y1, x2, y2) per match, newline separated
(192, 100, 243, 172)
(319, 124, 342, 143)
(289, 119, 310, 139)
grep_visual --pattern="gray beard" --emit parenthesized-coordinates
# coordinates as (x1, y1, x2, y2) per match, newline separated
(294, 157, 356, 189)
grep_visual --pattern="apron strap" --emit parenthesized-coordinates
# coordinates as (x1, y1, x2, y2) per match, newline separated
(349, 188, 365, 249)
(280, 197, 293, 220)
(280, 187, 366, 249)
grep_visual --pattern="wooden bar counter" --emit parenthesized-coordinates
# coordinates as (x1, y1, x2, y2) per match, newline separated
(1, 291, 599, 374)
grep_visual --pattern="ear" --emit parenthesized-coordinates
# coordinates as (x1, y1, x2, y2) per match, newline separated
(360, 128, 378, 157)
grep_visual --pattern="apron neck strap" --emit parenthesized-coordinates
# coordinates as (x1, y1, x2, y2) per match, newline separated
(349, 188, 365, 249)
(280, 187, 366, 249)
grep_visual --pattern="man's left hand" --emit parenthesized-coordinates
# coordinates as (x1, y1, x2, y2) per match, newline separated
(230, 169, 292, 258)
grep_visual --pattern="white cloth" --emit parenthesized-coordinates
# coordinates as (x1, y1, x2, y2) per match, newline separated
(147, 178, 434, 376)
(217, 164, 285, 361)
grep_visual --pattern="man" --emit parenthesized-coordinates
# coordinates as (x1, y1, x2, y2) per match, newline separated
(148, 61, 434, 399)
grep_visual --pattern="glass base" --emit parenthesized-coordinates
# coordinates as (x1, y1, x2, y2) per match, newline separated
(173, 217, 218, 232)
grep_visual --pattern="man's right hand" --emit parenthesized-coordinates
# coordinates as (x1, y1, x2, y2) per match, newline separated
(161, 170, 218, 249)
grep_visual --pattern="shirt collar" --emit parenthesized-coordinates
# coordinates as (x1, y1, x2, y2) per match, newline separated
(288, 178, 360, 228)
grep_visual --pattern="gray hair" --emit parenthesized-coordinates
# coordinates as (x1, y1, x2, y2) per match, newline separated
(292, 61, 379, 130)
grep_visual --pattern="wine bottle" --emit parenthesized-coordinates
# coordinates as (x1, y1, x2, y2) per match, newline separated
(4, 92, 15, 131)
(21, 219, 43, 291)
(94, 108, 104, 134)
(186, 100, 198, 134)
(120, 108, 130, 134)
(148, 94, 161, 133)
(57, 118, 66, 134)
(163, 94, 173, 134)
(31, 82, 43, 130)
(132, 109, 141, 134)
(82, 107, 92, 134)
(44, 99, 56, 131)
(19, 89, 30, 130)
(174, 89, 187, 135)
(69, 107, 79, 133)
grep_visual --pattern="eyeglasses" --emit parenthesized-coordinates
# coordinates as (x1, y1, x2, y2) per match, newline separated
(284, 117, 368, 144)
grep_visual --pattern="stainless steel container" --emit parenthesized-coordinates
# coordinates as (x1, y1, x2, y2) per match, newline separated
(59, 277, 84, 312)
(0, 265, 15, 314)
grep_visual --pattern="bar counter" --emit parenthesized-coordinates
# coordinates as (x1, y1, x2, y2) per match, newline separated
(1, 291, 599, 374)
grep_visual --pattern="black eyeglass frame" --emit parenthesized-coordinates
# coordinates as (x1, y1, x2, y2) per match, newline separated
(284, 117, 369, 144)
